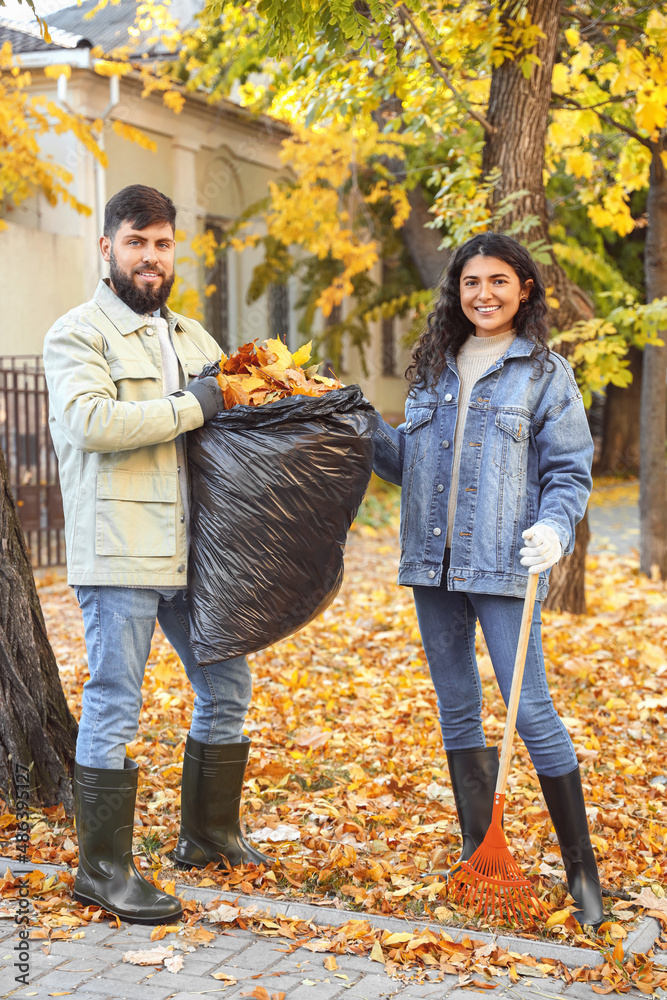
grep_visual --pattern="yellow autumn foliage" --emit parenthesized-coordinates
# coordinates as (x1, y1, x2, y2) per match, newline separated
(0, 41, 103, 230)
(550, 11, 667, 236)
(259, 121, 416, 315)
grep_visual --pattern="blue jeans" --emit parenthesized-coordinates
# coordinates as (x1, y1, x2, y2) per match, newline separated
(412, 553, 577, 778)
(74, 586, 252, 768)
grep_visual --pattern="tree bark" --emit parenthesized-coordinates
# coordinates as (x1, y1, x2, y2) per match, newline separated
(370, 102, 451, 289)
(481, 0, 594, 332)
(402, 186, 451, 289)
(480, 0, 591, 612)
(595, 346, 642, 476)
(0, 446, 78, 811)
(640, 141, 667, 579)
(545, 510, 589, 614)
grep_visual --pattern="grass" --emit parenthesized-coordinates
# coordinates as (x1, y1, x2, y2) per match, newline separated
(355, 474, 401, 529)
(138, 830, 163, 856)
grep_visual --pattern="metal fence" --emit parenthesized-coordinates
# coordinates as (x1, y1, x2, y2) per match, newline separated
(0, 357, 65, 567)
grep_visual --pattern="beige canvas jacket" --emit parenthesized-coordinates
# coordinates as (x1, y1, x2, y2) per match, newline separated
(43, 279, 222, 587)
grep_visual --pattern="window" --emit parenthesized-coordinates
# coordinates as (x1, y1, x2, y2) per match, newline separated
(203, 221, 229, 353)
(381, 262, 397, 377)
(382, 314, 397, 377)
(268, 283, 289, 343)
(325, 303, 344, 376)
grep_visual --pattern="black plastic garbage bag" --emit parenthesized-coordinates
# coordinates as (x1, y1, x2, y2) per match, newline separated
(187, 384, 377, 665)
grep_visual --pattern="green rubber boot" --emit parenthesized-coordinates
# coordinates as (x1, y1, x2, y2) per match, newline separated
(73, 758, 183, 925)
(174, 735, 271, 869)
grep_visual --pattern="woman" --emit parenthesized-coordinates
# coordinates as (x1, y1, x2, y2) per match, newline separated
(373, 233, 604, 929)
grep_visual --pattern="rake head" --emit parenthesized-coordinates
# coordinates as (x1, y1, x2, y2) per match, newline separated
(450, 795, 547, 926)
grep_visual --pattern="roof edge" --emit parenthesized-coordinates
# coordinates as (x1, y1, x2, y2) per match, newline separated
(0, 14, 87, 50)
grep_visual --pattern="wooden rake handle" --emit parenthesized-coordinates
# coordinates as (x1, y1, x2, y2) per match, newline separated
(494, 572, 539, 799)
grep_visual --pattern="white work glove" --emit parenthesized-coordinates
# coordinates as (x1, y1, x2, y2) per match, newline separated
(520, 523, 562, 575)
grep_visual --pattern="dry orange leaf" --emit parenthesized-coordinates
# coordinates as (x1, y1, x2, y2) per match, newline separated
(211, 970, 238, 984)
(241, 988, 270, 1000)
(212, 338, 341, 409)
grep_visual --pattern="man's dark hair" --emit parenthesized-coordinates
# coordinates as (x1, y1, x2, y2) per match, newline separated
(104, 184, 176, 241)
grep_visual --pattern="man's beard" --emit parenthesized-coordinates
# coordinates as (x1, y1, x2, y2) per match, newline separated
(109, 250, 175, 315)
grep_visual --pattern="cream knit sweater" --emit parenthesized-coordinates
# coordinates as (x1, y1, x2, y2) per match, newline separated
(446, 329, 516, 546)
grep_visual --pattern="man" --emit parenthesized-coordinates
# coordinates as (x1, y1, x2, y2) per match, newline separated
(44, 184, 269, 926)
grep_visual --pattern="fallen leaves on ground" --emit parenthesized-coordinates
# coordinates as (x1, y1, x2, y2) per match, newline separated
(213, 338, 341, 408)
(1, 483, 667, 989)
(587, 477, 639, 510)
(124, 945, 175, 965)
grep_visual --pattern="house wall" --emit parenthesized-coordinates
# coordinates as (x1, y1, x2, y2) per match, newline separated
(105, 128, 174, 201)
(0, 65, 410, 417)
(0, 220, 86, 354)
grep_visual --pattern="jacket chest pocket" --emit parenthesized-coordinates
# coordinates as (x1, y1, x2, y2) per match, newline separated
(183, 355, 213, 379)
(403, 407, 436, 471)
(493, 412, 530, 478)
(107, 356, 162, 400)
(95, 471, 177, 557)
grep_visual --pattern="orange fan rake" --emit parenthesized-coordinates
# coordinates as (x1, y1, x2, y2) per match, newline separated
(450, 572, 548, 925)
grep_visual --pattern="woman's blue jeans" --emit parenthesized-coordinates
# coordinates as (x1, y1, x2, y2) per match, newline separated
(412, 553, 577, 778)
(74, 586, 252, 769)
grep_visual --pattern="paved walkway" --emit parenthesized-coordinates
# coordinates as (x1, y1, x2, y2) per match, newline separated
(0, 859, 662, 1000)
(0, 900, 611, 1000)
(587, 483, 639, 555)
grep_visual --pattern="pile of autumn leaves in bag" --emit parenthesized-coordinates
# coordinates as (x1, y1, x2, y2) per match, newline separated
(214, 338, 341, 409)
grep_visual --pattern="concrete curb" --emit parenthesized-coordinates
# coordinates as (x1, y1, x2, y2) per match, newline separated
(4, 858, 661, 970)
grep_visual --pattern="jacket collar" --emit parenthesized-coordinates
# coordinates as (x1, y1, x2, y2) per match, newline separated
(502, 335, 539, 360)
(94, 279, 179, 337)
(446, 333, 536, 365)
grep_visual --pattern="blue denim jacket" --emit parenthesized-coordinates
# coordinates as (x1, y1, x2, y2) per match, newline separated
(373, 337, 593, 601)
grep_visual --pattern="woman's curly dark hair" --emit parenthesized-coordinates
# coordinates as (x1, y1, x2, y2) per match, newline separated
(406, 232, 552, 393)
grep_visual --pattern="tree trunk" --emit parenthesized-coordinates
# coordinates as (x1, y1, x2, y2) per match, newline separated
(543, 511, 589, 614)
(640, 141, 667, 579)
(481, 0, 594, 332)
(0, 446, 78, 811)
(480, 0, 591, 612)
(595, 346, 642, 476)
(402, 186, 451, 289)
(371, 101, 451, 289)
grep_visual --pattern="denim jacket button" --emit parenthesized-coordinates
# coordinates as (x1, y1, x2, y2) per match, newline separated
(437, 484, 444, 492)
(444, 393, 453, 401)
(433, 527, 441, 536)
(442, 440, 450, 448)
(428, 570, 436, 579)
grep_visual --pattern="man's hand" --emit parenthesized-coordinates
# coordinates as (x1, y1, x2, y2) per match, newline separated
(520, 523, 562, 575)
(183, 376, 224, 423)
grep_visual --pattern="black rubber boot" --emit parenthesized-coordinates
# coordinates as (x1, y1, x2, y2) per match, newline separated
(538, 766, 604, 931)
(174, 735, 271, 869)
(425, 746, 498, 877)
(73, 759, 183, 925)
